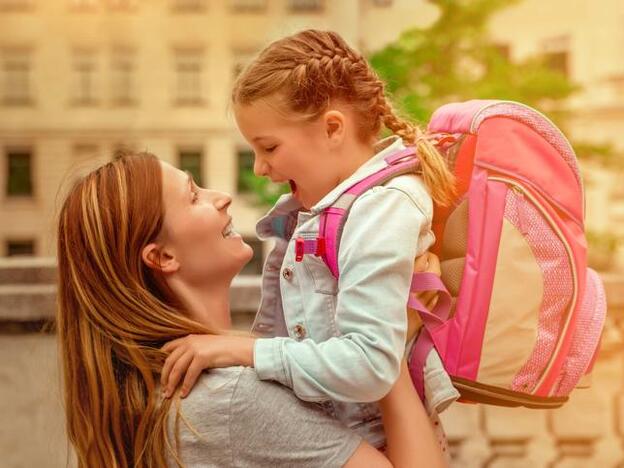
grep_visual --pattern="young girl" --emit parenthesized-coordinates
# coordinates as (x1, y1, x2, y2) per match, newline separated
(161, 29, 459, 453)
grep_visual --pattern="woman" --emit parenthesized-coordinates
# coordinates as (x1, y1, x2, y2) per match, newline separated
(56, 151, 445, 467)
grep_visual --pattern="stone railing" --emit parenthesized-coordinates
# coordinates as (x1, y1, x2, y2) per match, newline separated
(0, 258, 622, 467)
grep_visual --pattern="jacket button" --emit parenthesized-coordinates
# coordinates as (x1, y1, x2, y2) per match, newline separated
(282, 267, 293, 281)
(293, 324, 306, 339)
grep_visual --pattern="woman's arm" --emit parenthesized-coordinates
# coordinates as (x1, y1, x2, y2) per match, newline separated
(344, 360, 447, 468)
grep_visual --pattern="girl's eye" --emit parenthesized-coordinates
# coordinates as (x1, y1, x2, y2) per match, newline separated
(191, 186, 199, 203)
(265, 145, 277, 153)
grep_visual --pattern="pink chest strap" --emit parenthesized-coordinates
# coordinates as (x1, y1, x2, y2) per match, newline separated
(293, 146, 420, 278)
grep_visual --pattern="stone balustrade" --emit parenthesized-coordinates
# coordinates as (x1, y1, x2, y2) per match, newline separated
(0, 258, 622, 467)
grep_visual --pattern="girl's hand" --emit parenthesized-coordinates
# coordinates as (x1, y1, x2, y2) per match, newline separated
(407, 252, 442, 343)
(160, 334, 256, 398)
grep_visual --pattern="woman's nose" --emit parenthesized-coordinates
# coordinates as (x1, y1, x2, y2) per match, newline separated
(210, 191, 232, 210)
(253, 154, 269, 177)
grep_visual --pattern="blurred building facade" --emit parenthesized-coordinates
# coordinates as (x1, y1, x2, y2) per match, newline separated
(488, 0, 624, 268)
(0, 0, 439, 272)
(0, 0, 622, 269)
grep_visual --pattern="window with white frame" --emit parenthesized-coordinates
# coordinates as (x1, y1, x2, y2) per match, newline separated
(105, 0, 137, 9)
(111, 48, 135, 105)
(6, 148, 33, 196)
(70, 0, 98, 9)
(178, 148, 204, 186)
(72, 49, 98, 105)
(541, 35, 571, 78)
(174, 48, 204, 105)
(229, 0, 266, 13)
(2, 49, 32, 105)
(172, 0, 206, 12)
(6, 239, 35, 257)
(0, 0, 33, 11)
(288, 0, 322, 12)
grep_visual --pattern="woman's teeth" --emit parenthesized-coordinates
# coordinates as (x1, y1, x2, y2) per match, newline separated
(222, 222, 237, 238)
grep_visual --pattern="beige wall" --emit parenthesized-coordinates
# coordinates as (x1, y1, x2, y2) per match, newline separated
(0, 0, 441, 257)
(1, 0, 622, 263)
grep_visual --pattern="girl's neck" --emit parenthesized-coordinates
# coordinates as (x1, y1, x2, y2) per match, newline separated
(336, 137, 377, 186)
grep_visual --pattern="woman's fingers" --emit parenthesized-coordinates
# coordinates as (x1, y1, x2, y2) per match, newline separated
(180, 358, 204, 398)
(164, 350, 194, 398)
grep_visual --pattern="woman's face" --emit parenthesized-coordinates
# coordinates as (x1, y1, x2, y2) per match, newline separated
(157, 161, 253, 284)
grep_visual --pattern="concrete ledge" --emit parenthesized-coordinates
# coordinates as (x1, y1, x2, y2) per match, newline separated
(0, 257, 56, 285)
(0, 258, 622, 323)
(0, 258, 262, 322)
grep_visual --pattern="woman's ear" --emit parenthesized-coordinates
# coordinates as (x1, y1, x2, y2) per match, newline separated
(141, 243, 180, 274)
(323, 110, 345, 148)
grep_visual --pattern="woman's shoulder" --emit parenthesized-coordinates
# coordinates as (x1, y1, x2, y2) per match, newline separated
(165, 366, 247, 467)
(176, 366, 246, 417)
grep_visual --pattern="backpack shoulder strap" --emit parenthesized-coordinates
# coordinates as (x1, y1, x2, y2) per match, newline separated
(317, 148, 420, 279)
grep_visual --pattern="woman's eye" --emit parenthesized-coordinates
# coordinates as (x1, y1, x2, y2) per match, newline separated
(265, 145, 277, 153)
(191, 187, 199, 203)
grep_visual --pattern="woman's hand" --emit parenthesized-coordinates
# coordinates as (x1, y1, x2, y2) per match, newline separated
(407, 252, 442, 343)
(160, 335, 256, 398)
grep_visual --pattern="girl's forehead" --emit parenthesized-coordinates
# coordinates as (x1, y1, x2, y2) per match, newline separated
(235, 97, 300, 127)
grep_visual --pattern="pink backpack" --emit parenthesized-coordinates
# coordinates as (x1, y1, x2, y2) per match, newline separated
(294, 100, 606, 409)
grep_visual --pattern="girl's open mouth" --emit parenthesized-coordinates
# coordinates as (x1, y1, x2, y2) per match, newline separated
(288, 179, 297, 195)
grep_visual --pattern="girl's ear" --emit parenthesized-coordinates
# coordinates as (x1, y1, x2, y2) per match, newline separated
(323, 110, 346, 148)
(141, 243, 180, 274)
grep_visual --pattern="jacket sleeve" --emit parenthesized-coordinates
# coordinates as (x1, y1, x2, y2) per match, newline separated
(253, 184, 434, 402)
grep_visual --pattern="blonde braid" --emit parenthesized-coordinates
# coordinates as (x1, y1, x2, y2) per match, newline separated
(375, 90, 456, 206)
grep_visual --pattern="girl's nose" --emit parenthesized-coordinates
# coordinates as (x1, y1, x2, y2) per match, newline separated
(253, 154, 269, 177)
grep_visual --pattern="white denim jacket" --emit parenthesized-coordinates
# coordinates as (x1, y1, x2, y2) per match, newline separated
(251, 137, 457, 446)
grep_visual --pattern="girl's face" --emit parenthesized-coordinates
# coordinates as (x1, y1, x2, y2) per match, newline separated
(234, 99, 342, 209)
(157, 161, 253, 284)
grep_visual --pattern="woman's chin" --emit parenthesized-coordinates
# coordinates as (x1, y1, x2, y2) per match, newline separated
(238, 244, 255, 269)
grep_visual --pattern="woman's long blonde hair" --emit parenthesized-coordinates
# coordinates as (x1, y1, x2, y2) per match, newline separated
(232, 29, 455, 206)
(56, 152, 212, 467)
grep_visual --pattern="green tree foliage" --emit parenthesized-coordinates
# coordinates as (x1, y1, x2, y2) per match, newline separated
(369, 0, 577, 125)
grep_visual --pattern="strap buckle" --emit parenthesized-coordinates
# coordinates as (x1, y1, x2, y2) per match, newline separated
(294, 236, 326, 262)
(314, 237, 325, 257)
(295, 237, 304, 262)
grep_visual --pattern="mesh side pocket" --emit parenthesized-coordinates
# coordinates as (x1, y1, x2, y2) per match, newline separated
(552, 268, 607, 396)
(504, 189, 574, 393)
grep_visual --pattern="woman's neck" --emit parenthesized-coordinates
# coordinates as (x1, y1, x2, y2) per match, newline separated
(167, 276, 232, 330)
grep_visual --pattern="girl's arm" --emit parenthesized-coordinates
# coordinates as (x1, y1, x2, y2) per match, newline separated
(252, 186, 431, 402)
